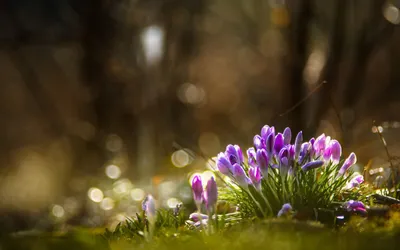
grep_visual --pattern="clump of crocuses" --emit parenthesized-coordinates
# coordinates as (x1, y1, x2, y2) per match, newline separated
(214, 125, 360, 218)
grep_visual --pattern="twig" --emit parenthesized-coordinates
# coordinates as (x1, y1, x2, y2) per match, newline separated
(278, 80, 326, 117)
(373, 120, 397, 198)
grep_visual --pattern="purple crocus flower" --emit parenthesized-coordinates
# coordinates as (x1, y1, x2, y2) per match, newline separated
(234, 145, 244, 163)
(226, 144, 242, 164)
(283, 127, 292, 145)
(301, 160, 324, 172)
(309, 137, 316, 158)
(204, 177, 218, 211)
(338, 152, 357, 176)
(277, 203, 292, 217)
(274, 133, 285, 154)
(143, 195, 157, 222)
(299, 142, 310, 162)
(329, 140, 342, 164)
(256, 148, 269, 177)
(189, 213, 209, 222)
(261, 125, 270, 138)
(262, 126, 275, 141)
(248, 166, 262, 191)
(253, 135, 266, 150)
(343, 200, 367, 214)
(266, 132, 275, 157)
(294, 131, 303, 160)
(216, 152, 232, 175)
(346, 174, 364, 189)
(247, 147, 257, 167)
(191, 175, 204, 205)
(314, 134, 326, 157)
(232, 163, 250, 188)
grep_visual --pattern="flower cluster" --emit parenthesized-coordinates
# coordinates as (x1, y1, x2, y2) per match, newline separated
(191, 175, 218, 213)
(210, 125, 362, 217)
(216, 125, 357, 193)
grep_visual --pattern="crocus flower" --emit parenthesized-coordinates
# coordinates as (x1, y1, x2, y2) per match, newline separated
(204, 177, 218, 211)
(329, 140, 342, 164)
(247, 147, 257, 167)
(299, 142, 310, 162)
(266, 132, 275, 157)
(314, 134, 326, 156)
(216, 152, 232, 175)
(277, 203, 293, 217)
(309, 137, 316, 158)
(294, 131, 303, 160)
(256, 148, 269, 177)
(226, 144, 242, 164)
(274, 133, 284, 154)
(232, 163, 250, 188)
(346, 174, 364, 189)
(143, 195, 157, 223)
(234, 145, 244, 163)
(301, 160, 324, 172)
(253, 135, 266, 150)
(262, 126, 275, 141)
(261, 125, 270, 138)
(189, 213, 209, 222)
(248, 166, 262, 191)
(191, 174, 204, 205)
(343, 200, 367, 214)
(283, 127, 292, 145)
(338, 152, 357, 175)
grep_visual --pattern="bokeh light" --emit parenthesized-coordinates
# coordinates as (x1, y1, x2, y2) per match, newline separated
(166, 197, 181, 208)
(141, 25, 165, 66)
(51, 204, 65, 218)
(177, 83, 206, 105)
(131, 188, 145, 201)
(171, 149, 192, 168)
(105, 164, 121, 179)
(105, 134, 123, 152)
(383, 3, 400, 24)
(88, 187, 104, 203)
(113, 179, 133, 195)
(100, 197, 115, 211)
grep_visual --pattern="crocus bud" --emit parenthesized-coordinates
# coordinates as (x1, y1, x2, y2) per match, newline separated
(247, 147, 257, 167)
(261, 125, 270, 138)
(253, 135, 266, 150)
(274, 133, 284, 154)
(234, 145, 244, 163)
(256, 148, 269, 177)
(266, 132, 275, 156)
(294, 131, 303, 160)
(346, 174, 364, 189)
(232, 163, 250, 188)
(248, 166, 262, 191)
(204, 177, 218, 211)
(309, 138, 316, 158)
(189, 213, 209, 222)
(283, 127, 292, 145)
(277, 203, 292, 217)
(338, 152, 357, 175)
(217, 152, 232, 175)
(299, 142, 310, 162)
(314, 133, 326, 156)
(226, 144, 240, 164)
(301, 160, 324, 172)
(323, 146, 332, 161)
(191, 174, 204, 204)
(143, 195, 157, 223)
(329, 140, 342, 164)
(262, 126, 275, 141)
(343, 200, 367, 214)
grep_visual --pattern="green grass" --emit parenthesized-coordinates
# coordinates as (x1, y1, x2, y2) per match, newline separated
(2, 216, 400, 250)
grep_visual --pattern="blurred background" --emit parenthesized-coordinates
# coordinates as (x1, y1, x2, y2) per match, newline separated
(1, 0, 400, 233)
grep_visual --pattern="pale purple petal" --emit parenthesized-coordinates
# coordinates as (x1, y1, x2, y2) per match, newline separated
(283, 127, 292, 145)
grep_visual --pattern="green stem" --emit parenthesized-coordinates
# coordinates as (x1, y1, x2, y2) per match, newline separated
(244, 187, 267, 218)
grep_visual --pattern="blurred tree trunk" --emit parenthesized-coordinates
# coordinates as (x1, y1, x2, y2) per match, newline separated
(286, 0, 312, 134)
